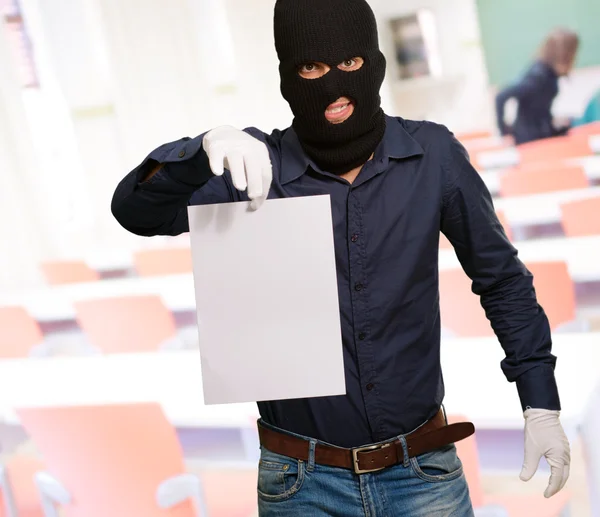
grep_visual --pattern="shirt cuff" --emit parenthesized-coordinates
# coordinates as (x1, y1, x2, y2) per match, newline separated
(515, 365, 561, 411)
(139, 134, 213, 189)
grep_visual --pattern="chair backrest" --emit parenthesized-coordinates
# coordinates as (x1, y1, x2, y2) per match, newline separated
(517, 135, 592, 164)
(440, 260, 575, 337)
(133, 248, 193, 277)
(0, 455, 45, 517)
(499, 165, 588, 197)
(16, 403, 194, 517)
(0, 307, 44, 358)
(439, 269, 493, 337)
(74, 295, 177, 353)
(527, 261, 576, 330)
(40, 261, 100, 285)
(561, 196, 600, 237)
(569, 121, 600, 137)
(446, 415, 485, 508)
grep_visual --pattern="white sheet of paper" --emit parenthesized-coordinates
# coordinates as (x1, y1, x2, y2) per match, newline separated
(188, 195, 346, 405)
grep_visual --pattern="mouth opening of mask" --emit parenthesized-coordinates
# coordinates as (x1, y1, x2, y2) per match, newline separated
(324, 96, 356, 123)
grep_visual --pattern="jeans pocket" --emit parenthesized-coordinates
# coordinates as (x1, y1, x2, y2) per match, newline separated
(410, 444, 464, 483)
(257, 449, 305, 502)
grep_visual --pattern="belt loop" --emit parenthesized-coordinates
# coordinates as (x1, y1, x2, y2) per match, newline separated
(399, 435, 410, 468)
(307, 440, 317, 472)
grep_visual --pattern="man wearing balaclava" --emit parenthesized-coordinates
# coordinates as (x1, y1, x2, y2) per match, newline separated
(112, 0, 570, 514)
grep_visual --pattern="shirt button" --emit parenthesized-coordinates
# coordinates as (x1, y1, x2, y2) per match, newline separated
(358, 332, 366, 341)
(178, 149, 186, 158)
(354, 283, 364, 292)
(366, 383, 375, 391)
(351, 234, 359, 243)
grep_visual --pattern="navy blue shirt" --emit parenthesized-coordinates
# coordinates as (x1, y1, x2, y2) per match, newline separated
(496, 61, 568, 145)
(112, 115, 560, 448)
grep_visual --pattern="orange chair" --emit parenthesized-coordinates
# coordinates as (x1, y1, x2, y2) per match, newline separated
(0, 307, 45, 358)
(40, 261, 100, 285)
(73, 295, 181, 354)
(517, 134, 593, 164)
(499, 165, 588, 197)
(561, 196, 600, 236)
(527, 262, 578, 332)
(569, 121, 600, 137)
(440, 211, 512, 250)
(16, 403, 207, 517)
(133, 248, 193, 277)
(0, 455, 45, 517)
(439, 261, 578, 337)
(448, 415, 570, 517)
(439, 269, 492, 337)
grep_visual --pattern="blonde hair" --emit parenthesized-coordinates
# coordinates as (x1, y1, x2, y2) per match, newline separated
(538, 28, 580, 74)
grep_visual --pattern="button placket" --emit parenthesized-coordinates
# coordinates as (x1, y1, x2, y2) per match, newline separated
(347, 191, 381, 434)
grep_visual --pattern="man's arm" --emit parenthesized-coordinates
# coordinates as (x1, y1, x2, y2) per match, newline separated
(440, 130, 570, 498)
(111, 134, 227, 237)
(439, 131, 559, 411)
(495, 66, 546, 136)
(111, 127, 273, 237)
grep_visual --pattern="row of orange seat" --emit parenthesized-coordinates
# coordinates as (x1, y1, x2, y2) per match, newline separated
(40, 192, 600, 288)
(459, 121, 600, 171)
(0, 295, 183, 359)
(0, 404, 569, 517)
(41, 247, 194, 285)
(0, 256, 583, 359)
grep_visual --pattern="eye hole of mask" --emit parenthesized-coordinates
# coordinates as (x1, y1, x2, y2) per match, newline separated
(297, 57, 364, 79)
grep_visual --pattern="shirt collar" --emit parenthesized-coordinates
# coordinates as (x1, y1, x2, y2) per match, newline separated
(279, 115, 425, 185)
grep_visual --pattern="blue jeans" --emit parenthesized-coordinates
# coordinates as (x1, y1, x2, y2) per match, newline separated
(257, 422, 474, 517)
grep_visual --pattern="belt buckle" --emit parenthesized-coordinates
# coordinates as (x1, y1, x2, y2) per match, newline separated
(352, 443, 391, 474)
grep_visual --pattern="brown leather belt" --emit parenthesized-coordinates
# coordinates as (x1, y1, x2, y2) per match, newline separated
(258, 409, 475, 475)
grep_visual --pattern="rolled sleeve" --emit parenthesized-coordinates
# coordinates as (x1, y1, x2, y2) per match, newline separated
(440, 130, 560, 411)
(111, 133, 231, 236)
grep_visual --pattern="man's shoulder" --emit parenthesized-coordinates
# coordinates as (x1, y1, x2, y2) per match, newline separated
(389, 116, 455, 149)
(242, 126, 290, 144)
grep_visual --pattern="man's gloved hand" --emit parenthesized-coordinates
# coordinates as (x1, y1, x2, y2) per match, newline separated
(202, 126, 273, 210)
(520, 409, 571, 498)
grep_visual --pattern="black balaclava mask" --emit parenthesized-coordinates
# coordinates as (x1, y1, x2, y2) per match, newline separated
(274, 0, 386, 175)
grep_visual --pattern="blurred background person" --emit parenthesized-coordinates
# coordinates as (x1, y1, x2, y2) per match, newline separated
(495, 28, 580, 145)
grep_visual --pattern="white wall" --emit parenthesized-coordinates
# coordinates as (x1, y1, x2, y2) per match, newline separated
(371, 0, 495, 133)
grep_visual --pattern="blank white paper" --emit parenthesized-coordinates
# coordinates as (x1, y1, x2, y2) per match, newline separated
(188, 196, 346, 405)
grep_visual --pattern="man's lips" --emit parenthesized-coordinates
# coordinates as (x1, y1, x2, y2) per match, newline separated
(325, 99, 354, 122)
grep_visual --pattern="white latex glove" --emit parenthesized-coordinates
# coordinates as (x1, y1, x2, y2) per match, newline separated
(202, 125, 273, 210)
(521, 409, 571, 498)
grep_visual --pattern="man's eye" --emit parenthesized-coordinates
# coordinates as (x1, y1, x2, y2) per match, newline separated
(343, 60, 355, 67)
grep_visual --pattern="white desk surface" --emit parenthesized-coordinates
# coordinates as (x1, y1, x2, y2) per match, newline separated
(481, 155, 600, 197)
(0, 334, 597, 432)
(440, 234, 600, 283)
(494, 185, 600, 226)
(3, 233, 600, 324)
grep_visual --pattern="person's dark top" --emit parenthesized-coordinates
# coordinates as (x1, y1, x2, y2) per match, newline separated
(496, 60, 569, 145)
(112, 115, 560, 448)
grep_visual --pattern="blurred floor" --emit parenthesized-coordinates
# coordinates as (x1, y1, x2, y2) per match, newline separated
(481, 441, 591, 517)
